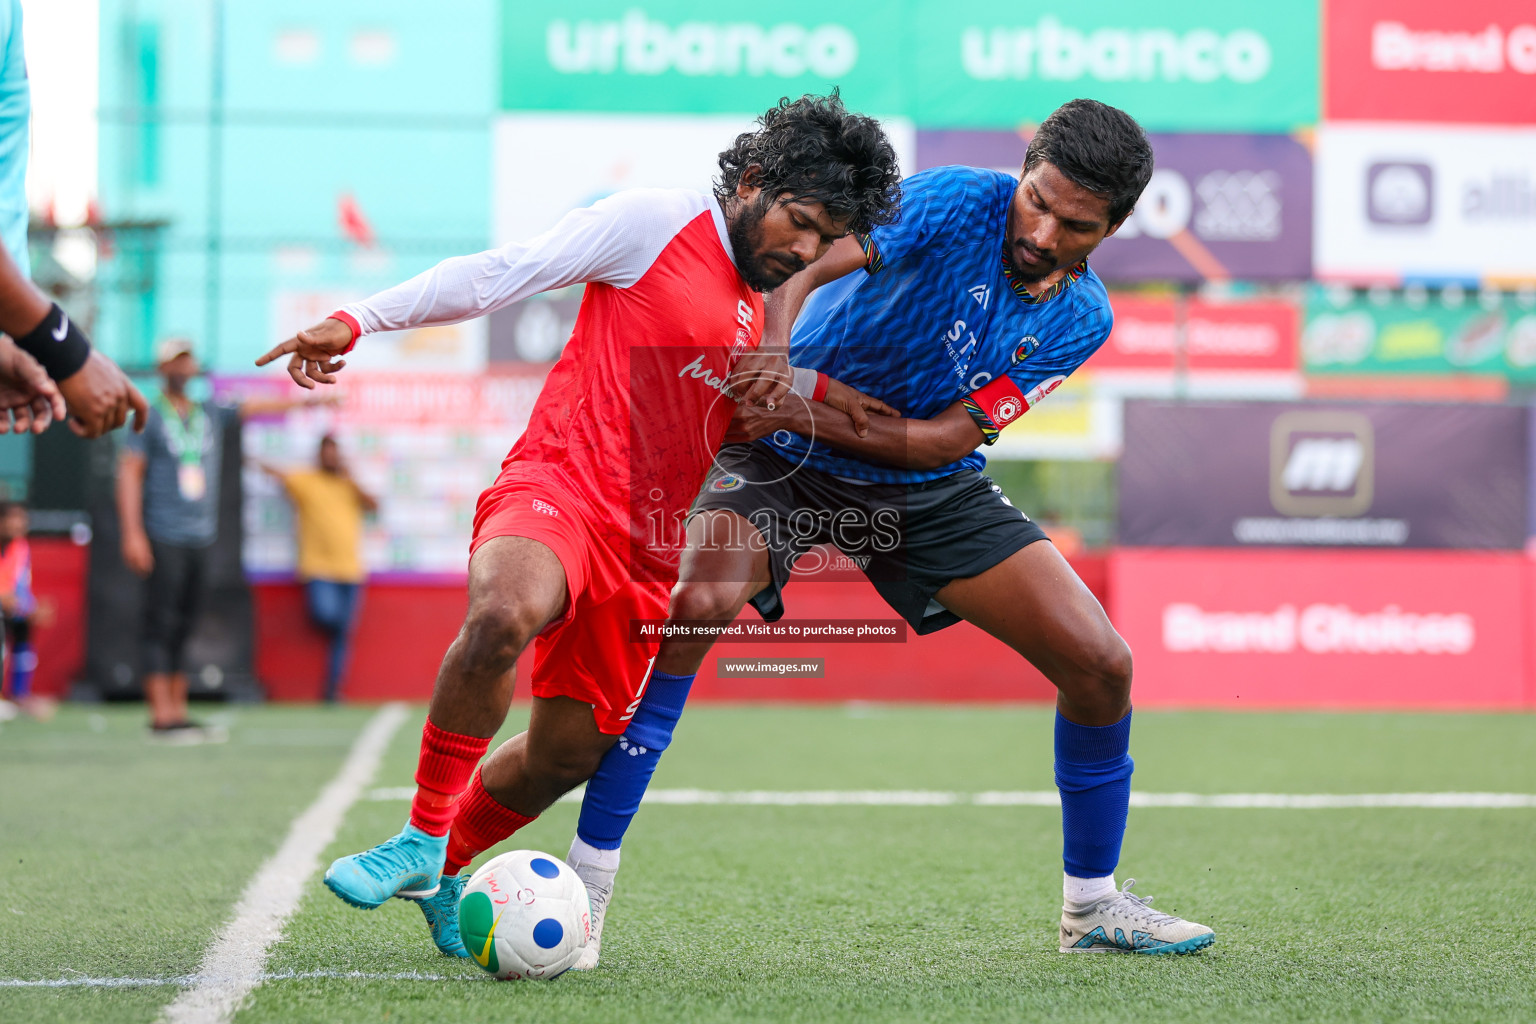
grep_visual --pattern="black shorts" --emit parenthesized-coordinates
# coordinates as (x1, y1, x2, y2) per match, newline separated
(692, 443, 1049, 634)
(142, 540, 211, 675)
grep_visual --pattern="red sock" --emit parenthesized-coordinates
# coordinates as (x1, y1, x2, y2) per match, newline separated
(443, 769, 535, 875)
(409, 719, 492, 837)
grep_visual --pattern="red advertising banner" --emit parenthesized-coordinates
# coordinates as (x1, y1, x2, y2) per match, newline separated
(1094, 298, 1299, 372)
(1325, 0, 1536, 124)
(1110, 548, 1530, 708)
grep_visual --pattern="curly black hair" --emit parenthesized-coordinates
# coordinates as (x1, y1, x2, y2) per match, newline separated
(1024, 98, 1154, 226)
(715, 91, 902, 235)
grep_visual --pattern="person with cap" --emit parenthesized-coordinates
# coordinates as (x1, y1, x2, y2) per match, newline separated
(116, 338, 318, 741)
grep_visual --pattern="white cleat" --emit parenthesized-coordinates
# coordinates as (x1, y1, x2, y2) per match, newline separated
(567, 841, 617, 970)
(1059, 879, 1215, 954)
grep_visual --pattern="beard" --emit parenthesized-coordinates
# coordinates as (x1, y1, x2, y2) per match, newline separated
(1005, 240, 1057, 283)
(727, 199, 805, 293)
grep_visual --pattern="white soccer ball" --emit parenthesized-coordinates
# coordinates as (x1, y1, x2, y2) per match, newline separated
(458, 849, 591, 980)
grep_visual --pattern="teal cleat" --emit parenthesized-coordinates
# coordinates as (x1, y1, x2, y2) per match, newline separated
(324, 823, 446, 910)
(409, 872, 470, 957)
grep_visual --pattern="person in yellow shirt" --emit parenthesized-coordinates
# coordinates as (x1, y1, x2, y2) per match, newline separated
(256, 435, 377, 702)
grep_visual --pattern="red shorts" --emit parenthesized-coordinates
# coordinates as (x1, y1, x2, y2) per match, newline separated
(472, 465, 669, 736)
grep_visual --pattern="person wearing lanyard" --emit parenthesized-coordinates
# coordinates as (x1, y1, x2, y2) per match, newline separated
(116, 338, 317, 741)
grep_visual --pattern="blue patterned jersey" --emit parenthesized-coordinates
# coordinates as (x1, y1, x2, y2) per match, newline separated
(766, 166, 1113, 484)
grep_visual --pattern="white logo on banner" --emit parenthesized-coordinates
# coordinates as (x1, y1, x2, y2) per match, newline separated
(547, 12, 858, 77)
(1372, 21, 1536, 75)
(1115, 168, 1281, 242)
(1281, 438, 1364, 493)
(1162, 602, 1476, 655)
(960, 17, 1272, 83)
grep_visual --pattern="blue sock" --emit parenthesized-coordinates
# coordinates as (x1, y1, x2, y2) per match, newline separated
(576, 669, 695, 850)
(1054, 709, 1133, 879)
(8, 641, 34, 700)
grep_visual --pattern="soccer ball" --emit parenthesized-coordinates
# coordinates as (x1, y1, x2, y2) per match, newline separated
(458, 850, 591, 980)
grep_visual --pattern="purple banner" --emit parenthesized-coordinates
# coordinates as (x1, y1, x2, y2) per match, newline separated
(915, 131, 1313, 283)
(1118, 400, 1529, 550)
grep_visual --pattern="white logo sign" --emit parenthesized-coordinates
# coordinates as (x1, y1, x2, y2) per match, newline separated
(1115, 167, 1280, 242)
(1281, 438, 1364, 493)
(547, 12, 858, 78)
(968, 284, 991, 309)
(961, 17, 1271, 84)
(1162, 602, 1475, 655)
(1316, 124, 1536, 280)
(1372, 20, 1536, 75)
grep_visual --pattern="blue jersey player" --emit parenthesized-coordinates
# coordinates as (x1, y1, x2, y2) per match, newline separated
(430, 99, 1214, 962)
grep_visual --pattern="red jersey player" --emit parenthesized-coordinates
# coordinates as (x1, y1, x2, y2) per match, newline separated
(254, 93, 901, 957)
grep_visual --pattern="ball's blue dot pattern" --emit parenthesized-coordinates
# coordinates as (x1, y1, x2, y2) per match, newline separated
(529, 857, 560, 879)
(532, 917, 564, 949)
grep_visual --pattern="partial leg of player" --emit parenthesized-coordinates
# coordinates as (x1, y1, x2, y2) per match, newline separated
(933, 540, 1214, 953)
(324, 537, 567, 910)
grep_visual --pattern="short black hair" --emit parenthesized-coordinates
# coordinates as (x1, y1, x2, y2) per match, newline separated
(1024, 99, 1154, 226)
(715, 91, 901, 235)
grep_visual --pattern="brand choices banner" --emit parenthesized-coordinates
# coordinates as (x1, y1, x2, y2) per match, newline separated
(1096, 298, 1299, 372)
(1110, 548, 1529, 708)
(1326, 0, 1536, 124)
(1117, 400, 1529, 549)
(501, 0, 1319, 131)
(1315, 124, 1536, 284)
(915, 131, 1312, 282)
(1304, 285, 1536, 380)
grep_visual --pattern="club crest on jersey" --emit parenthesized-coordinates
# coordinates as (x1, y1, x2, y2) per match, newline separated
(710, 474, 745, 492)
(1012, 335, 1041, 364)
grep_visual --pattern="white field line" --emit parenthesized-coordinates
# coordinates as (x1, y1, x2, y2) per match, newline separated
(361, 786, 1536, 809)
(160, 703, 411, 1024)
(4, 970, 477, 989)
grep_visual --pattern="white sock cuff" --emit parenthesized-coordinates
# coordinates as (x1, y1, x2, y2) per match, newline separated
(1064, 872, 1117, 906)
(568, 835, 621, 873)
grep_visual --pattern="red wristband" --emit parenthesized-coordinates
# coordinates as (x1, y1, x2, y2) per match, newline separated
(329, 309, 362, 355)
(811, 371, 829, 402)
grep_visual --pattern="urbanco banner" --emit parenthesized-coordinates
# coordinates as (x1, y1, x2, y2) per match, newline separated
(501, 0, 1319, 132)
(1314, 124, 1536, 285)
(912, 1, 1318, 131)
(1326, 0, 1536, 124)
(1117, 400, 1529, 549)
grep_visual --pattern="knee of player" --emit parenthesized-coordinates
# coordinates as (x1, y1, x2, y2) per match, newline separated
(667, 580, 746, 623)
(1087, 635, 1134, 699)
(458, 601, 543, 671)
(539, 745, 608, 790)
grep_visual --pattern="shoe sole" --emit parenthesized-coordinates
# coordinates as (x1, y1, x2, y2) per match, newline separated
(323, 875, 440, 910)
(1060, 932, 1215, 955)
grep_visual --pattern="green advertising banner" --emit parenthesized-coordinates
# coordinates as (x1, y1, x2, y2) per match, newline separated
(1304, 286, 1536, 380)
(501, 1, 904, 116)
(501, 1, 1319, 131)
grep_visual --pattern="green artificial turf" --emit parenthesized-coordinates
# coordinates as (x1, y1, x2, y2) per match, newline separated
(3, 704, 1534, 1023)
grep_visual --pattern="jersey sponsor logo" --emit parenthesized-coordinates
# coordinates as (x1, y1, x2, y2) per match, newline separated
(991, 394, 1024, 426)
(710, 474, 745, 492)
(1024, 375, 1066, 407)
(531, 499, 560, 517)
(678, 353, 734, 396)
(968, 283, 991, 309)
(1012, 335, 1040, 364)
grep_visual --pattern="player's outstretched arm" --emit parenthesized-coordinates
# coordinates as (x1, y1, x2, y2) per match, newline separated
(256, 192, 681, 386)
(727, 397, 982, 472)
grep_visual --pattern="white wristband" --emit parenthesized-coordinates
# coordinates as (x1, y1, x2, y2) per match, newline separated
(789, 365, 817, 398)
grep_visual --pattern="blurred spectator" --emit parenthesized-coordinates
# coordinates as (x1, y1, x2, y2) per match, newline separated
(116, 339, 315, 741)
(0, 498, 47, 719)
(253, 435, 377, 702)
